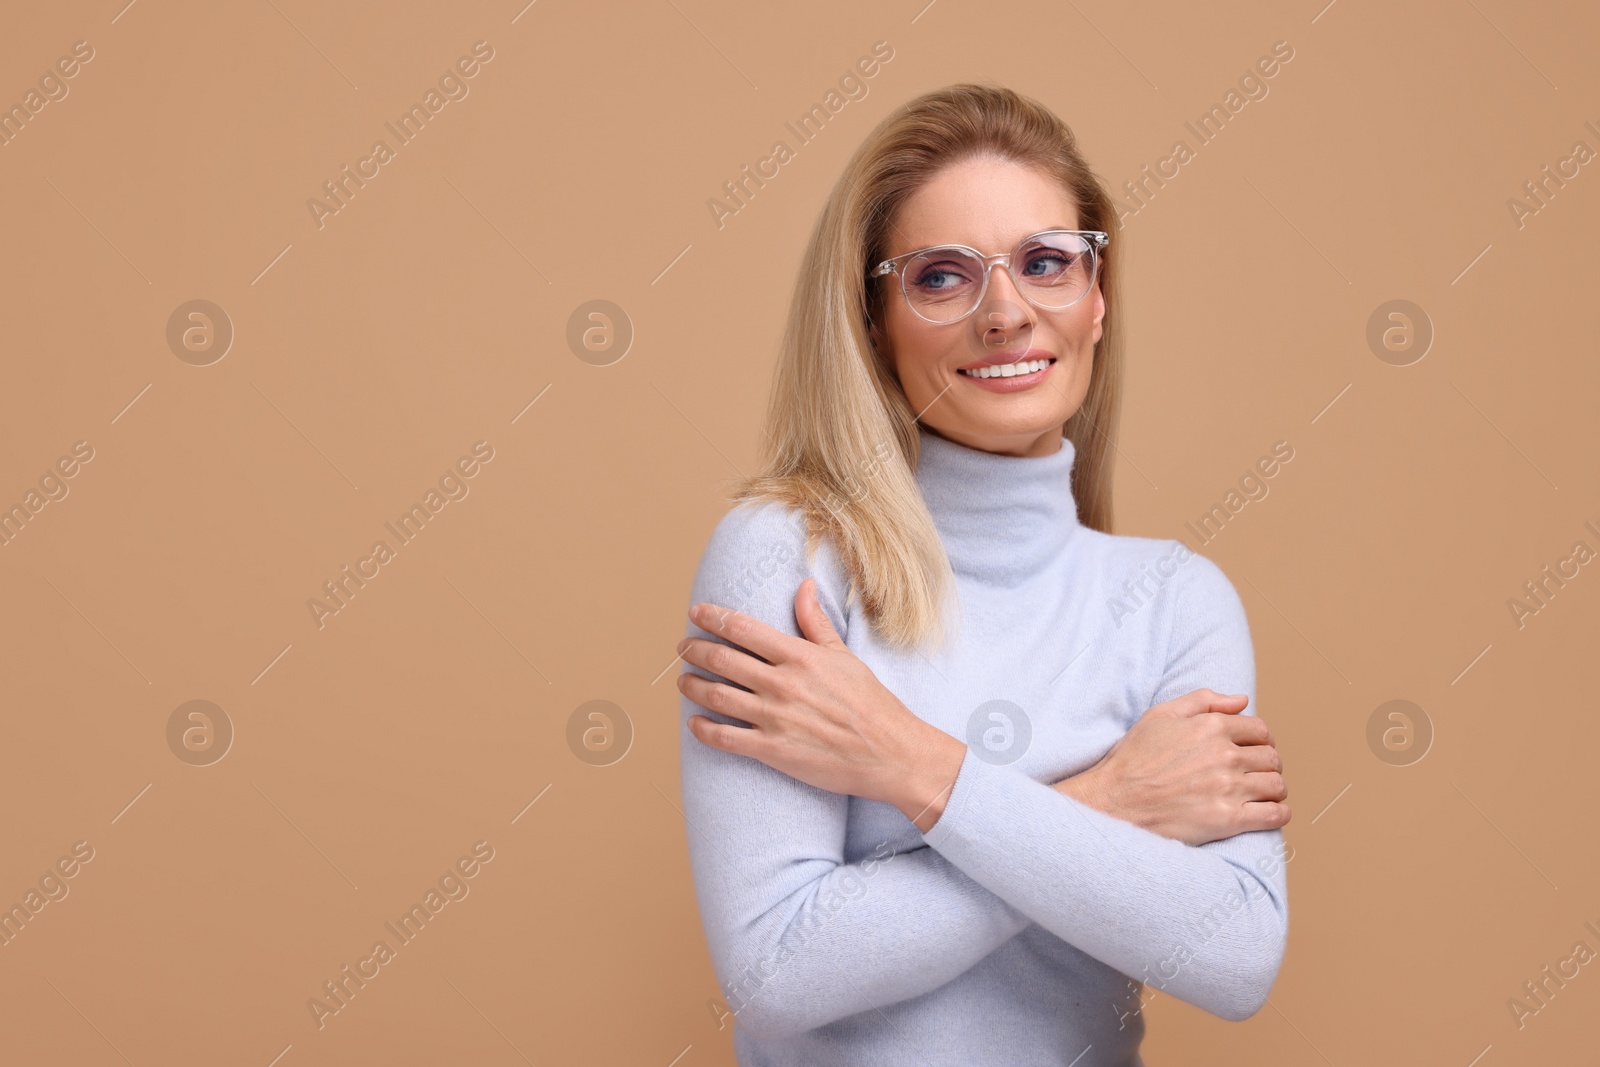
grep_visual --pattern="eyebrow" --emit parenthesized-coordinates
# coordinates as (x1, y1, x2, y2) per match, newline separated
(892, 227, 1079, 255)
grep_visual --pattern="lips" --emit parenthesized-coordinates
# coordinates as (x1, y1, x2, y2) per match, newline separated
(957, 357, 1057, 379)
(956, 347, 1057, 372)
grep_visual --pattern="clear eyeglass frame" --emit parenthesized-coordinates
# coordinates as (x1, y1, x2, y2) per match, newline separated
(869, 229, 1110, 325)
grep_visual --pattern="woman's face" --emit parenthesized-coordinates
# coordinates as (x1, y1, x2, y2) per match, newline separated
(870, 156, 1104, 458)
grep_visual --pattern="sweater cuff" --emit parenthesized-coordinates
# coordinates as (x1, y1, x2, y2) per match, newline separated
(920, 745, 989, 850)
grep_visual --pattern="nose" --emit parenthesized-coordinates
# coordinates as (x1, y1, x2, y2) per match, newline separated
(972, 259, 1033, 333)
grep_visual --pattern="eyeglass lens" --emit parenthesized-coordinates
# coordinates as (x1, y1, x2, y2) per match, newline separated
(901, 232, 1098, 323)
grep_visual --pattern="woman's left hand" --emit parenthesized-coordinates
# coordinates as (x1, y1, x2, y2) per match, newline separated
(677, 578, 954, 813)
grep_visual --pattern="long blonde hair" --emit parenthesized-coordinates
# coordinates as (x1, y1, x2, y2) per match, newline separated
(727, 81, 1125, 651)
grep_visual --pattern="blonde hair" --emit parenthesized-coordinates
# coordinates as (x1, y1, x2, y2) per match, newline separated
(727, 81, 1126, 651)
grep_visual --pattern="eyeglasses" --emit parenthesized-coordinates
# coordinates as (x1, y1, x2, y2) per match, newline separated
(870, 229, 1109, 324)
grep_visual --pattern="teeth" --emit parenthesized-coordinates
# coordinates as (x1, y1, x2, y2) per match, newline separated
(959, 358, 1054, 379)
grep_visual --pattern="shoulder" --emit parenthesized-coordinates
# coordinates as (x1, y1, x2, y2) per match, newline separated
(1162, 540, 1246, 628)
(1080, 528, 1248, 641)
(689, 498, 851, 640)
(1085, 528, 1239, 599)
(699, 497, 810, 565)
(1146, 539, 1254, 692)
(693, 499, 815, 603)
(1075, 527, 1221, 596)
(1076, 531, 1258, 703)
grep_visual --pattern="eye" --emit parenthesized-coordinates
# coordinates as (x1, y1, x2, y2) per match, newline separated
(909, 256, 978, 293)
(1020, 248, 1079, 279)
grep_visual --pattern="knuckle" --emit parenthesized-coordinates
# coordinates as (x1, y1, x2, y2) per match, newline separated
(705, 643, 733, 675)
(768, 672, 796, 702)
(709, 722, 738, 751)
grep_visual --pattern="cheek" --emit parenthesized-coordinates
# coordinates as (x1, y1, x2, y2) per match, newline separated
(885, 316, 945, 384)
(1053, 300, 1101, 348)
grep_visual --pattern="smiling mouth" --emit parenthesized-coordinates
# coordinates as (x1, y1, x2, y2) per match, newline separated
(957, 358, 1056, 379)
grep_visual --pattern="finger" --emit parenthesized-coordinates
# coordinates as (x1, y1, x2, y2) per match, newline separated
(1239, 799, 1292, 830)
(1241, 770, 1287, 802)
(690, 600, 807, 666)
(1234, 743, 1282, 774)
(678, 636, 781, 694)
(686, 713, 761, 759)
(677, 670, 766, 726)
(1160, 689, 1249, 718)
(1222, 714, 1273, 747)
(794, 578, 846, 651)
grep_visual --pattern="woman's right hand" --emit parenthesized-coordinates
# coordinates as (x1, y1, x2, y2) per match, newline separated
(1053, 688, 1290, 846)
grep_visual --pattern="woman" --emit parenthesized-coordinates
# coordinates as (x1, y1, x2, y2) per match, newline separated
(675, 83, 1291, 1066)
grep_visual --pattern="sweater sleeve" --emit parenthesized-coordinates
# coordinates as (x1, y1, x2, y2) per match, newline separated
(919, 546, 1291, 1022)
(678, 501, 1031, 1040)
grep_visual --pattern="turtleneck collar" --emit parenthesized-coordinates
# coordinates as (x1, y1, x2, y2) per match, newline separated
(912, 424, 1082, 586)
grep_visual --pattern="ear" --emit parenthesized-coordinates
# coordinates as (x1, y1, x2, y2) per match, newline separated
(866, 292, 890, 353)
(1091, 285, 1105, 343)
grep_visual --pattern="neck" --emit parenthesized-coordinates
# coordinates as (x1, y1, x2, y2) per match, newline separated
(923, 423, 1068, 458)
(912, 423, 1082, 586)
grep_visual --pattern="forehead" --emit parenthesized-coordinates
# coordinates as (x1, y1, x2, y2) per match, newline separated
(889, 156, 1079, 253)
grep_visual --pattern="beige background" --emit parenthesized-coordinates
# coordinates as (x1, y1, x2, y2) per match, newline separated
(1, 0, 1596, 1063)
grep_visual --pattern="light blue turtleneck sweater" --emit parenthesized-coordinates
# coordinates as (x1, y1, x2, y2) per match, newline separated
(678, 425, 1289, 1067)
